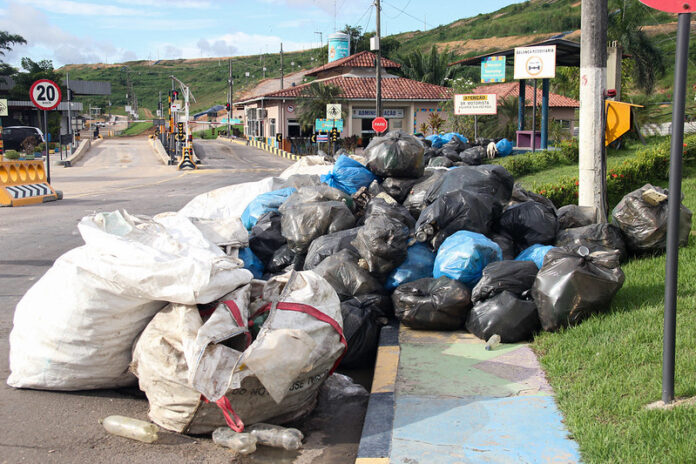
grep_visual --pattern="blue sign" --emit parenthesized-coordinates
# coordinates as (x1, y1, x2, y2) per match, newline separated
(317, 134, 329, 142)
(481, 56, 506, 83)
(315, 118, 343, 132)
(221, 118, 242, 124)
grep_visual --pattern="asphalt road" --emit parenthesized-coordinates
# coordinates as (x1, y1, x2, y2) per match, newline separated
(0, 137, 368, 464)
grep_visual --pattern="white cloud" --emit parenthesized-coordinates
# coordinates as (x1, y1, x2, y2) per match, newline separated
(114, 0, 213, 7)
(196, 38, 238, 57)
(21, 0, 140, 16)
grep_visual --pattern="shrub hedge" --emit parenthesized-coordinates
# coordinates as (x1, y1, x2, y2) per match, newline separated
(531, 135, 696, 208)
(492, 139, 579, 177)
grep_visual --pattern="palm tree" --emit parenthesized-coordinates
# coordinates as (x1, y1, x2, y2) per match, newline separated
(607, 0, 665, 95)
(296, 83, 346, 132)
(398, 45, 457, 87)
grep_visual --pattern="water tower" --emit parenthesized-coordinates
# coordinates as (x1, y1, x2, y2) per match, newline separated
(328, 32, 350, 63)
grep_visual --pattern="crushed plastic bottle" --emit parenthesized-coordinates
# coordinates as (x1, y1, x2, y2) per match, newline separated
(247, 423, 304, 450)
(101, 415, 158, 443)
(485, 334, 501, 351)
(212, 427, 257, 455)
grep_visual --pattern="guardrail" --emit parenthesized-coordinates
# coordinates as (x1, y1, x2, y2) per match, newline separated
(148, 136, 172, 165)
(60, 137, 103, 167)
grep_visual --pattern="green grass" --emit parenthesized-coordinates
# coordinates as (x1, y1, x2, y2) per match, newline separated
(531, 165, 696, 463)
(119, 121, 152, 136)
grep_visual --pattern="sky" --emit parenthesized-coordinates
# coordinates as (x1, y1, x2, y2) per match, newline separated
(0, 0, 521, 67)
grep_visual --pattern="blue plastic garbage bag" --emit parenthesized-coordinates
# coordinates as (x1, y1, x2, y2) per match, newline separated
(238, 247, 264, 279)
(385, 243, 436, 290)
(321, 155, 378, 195)
(441, 132, 468, 144)
(515, 244, 555, 269)
(434, 231, 502, 287)
(241, 187, 296, 230)
(426, 134, 445, 149)
(496, 138, 513, 157)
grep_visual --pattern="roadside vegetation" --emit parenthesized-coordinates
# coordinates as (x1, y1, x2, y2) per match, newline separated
(528, 135, 696, 463)
(119, 121, 152, 136)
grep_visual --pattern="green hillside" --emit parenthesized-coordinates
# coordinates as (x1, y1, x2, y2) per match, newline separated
(59, 0, 680, 117)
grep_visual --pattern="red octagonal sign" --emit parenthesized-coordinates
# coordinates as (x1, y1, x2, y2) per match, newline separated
(639, 0, 693, 13)
(372, 116, 388, 133)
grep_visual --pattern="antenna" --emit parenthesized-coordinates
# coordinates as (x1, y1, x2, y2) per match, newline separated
(334, 0, 337, 32)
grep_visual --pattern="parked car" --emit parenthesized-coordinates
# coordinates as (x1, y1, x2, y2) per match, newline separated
(3, 126, 45, 151)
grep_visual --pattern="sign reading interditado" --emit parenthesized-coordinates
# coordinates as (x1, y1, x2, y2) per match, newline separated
(454, 94, 498, 115)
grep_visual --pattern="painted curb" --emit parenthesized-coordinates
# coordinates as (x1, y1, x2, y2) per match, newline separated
(355, 319, 399, 464)
(218, 136, 301, 161)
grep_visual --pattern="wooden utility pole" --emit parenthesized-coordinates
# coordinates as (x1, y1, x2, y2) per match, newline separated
(375, 0, 382, 118)
(578, 0, 608, 221)
(280, 43, 284, 90)
(228, 59, 233, 136)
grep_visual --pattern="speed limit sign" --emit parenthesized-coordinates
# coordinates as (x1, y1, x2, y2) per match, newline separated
(30, 79, 62, 110)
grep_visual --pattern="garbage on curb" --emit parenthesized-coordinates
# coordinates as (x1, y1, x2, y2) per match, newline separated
(499, 200, 559, 250)
(611, 184, 693, 253)
(555, 223, 628, 261)
(102, 415, 159, 443)
(532, 247, 625, 331)
(340, 294, 391, 367)
(392, 276, 472, 330)
(212, 428, 257, 454)
(515, 244, 555, 269)
(241, 187, 296, 230)
(247, 423, 304, 450)
(466, 290, 540, 343)
(364, 130, 425, 178)
(385, 243, 436, 291)
(321, 154, 377, 195)
(471, 260, 539, 303)
(433, 231, 503, 288)
(484, 334, 501, 351)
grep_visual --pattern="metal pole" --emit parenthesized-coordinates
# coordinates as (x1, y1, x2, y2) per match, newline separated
(541, 78, 549, 149)
(44, 110, 50, 184)
(375, 0, 382, 118)
(228, 59, 232, 136)
(662, 12, 691, 405)
(518, 79, 526, 131)
(474, 115, 478, 140)
(66, 72, 72, 147)
(280, 43, 284, 90)
(531, 79, 537, 152)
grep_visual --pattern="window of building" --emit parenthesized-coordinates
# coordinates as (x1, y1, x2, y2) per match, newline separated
(269, 118, 276, 136)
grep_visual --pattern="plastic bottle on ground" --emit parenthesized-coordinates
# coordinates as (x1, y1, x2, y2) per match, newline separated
(212, 427, 257, 454)
(246, 423, 304, 450)
(101, 415, 158, 443)
(485, 334, 501, 351)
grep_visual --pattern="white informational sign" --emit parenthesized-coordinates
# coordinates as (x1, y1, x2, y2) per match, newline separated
(454, 94, 498, 115)
(326, 104, 341, 120)
(514, 45, 557, 79)
(171, 101, 182, 112)
(352, 108, 404, 119)
(0, 98, 7, 117)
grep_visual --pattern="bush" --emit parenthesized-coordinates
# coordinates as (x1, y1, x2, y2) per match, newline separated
(492, 139, 578, 177)
(3, 149, 20, 160)
(533, 135, 696, 208)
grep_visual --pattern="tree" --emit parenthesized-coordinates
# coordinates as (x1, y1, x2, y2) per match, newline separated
(353, 32, 401, 59)
(9, 58, 64, 100)
(340, 25, 362, 54)
(296, 83, 346, 132)
(607, 0, 665, 94)
(397, 46, 457, 87)
(0, 30, 26, 80)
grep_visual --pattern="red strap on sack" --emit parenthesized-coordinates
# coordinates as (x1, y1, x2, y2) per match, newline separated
(274, 302, 348, 375)
(202, 395, 244, 432)
(222, 300, 252, 348)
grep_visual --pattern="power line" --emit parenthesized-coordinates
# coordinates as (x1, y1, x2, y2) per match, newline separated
(385, 0, 411, 19)
(382, 0, 423, 28)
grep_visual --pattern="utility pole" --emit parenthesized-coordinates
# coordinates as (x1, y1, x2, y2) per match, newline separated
(280, 43, 284, 90)
(315, 32, 324, 66)
(578, 0, 608, 222)
(375, 0, 382, 118)
(66, 72, 73, 146)
(228, 59, 233, 136)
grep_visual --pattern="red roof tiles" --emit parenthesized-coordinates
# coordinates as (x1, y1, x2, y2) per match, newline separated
(471, 82, 579, 108)
(305, 51, 401, 77)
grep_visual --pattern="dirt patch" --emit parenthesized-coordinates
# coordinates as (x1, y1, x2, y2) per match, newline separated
(436, 33, 556, 54)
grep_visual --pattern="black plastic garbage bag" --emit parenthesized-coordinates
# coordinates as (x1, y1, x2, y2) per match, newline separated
(466, 291, 540, 343)
(249, 211, 286, 266)
(611, 184, 692, 253)
(382, 177, 423, 204)
(459, 146, 486, 166)
(403, 170, 445, 220)
(423, 148, 437, 165)
(313, 249, 385, 300)
(471, 260, 539, 303)
(488, 232, 517, 260)
(280, 186, 356, 254)
(304, 227, 361, 270)
(499, 200, 559, 249)
(363, 197, 416, 233)
(425, 165, 514, 205)
(442, 148, 461, 162)
(264, 244, 296, 276)
(555, 223, 628, 261)
(442, 136, 467, 154)
(340, 294, 392, 368)
(509, 184, 556, 212)
(364, 130, 425, 178)
(531, 247, 625, 331)
(392, 276, 472, 330)
(352, 213, 410, 275)
(415, 189, 501, 249)
(557, 204, 596, 229)
(427, 156, 453, 168)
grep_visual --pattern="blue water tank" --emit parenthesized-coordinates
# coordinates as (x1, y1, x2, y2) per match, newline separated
(328, 32, 350, 63)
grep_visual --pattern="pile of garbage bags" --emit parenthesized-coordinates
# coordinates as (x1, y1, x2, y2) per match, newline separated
(7, 130, 693, 443)
(423, 132, 513, 166)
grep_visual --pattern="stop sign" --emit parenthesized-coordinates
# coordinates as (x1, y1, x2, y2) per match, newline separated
(639, 0, 693, 12)
(372, 117, 388, 133)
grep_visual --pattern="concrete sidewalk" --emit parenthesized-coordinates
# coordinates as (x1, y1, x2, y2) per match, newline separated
(356, 323, 581, 464)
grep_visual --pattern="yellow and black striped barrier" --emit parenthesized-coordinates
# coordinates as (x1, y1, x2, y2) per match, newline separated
(178, 146, 196, 170)
(247, 138, 301, 161)
(0, 160, 60, 207)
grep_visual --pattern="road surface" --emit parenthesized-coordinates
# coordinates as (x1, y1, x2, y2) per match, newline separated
(0, 137, 368, 464)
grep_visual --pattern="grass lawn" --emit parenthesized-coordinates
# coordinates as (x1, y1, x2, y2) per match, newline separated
(120, 121, 153, 136)
(531, 162, 696, 463)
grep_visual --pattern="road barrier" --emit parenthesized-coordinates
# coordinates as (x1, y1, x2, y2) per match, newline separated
(60, 138, 103, 167)
(178, 146, 196, 170)
(148, 136, 172, 165)
(218, 136, 301, 161)
(0, 159, 60, 206)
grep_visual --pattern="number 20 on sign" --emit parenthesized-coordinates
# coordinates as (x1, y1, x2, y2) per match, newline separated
(30, 79, 62, 111)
